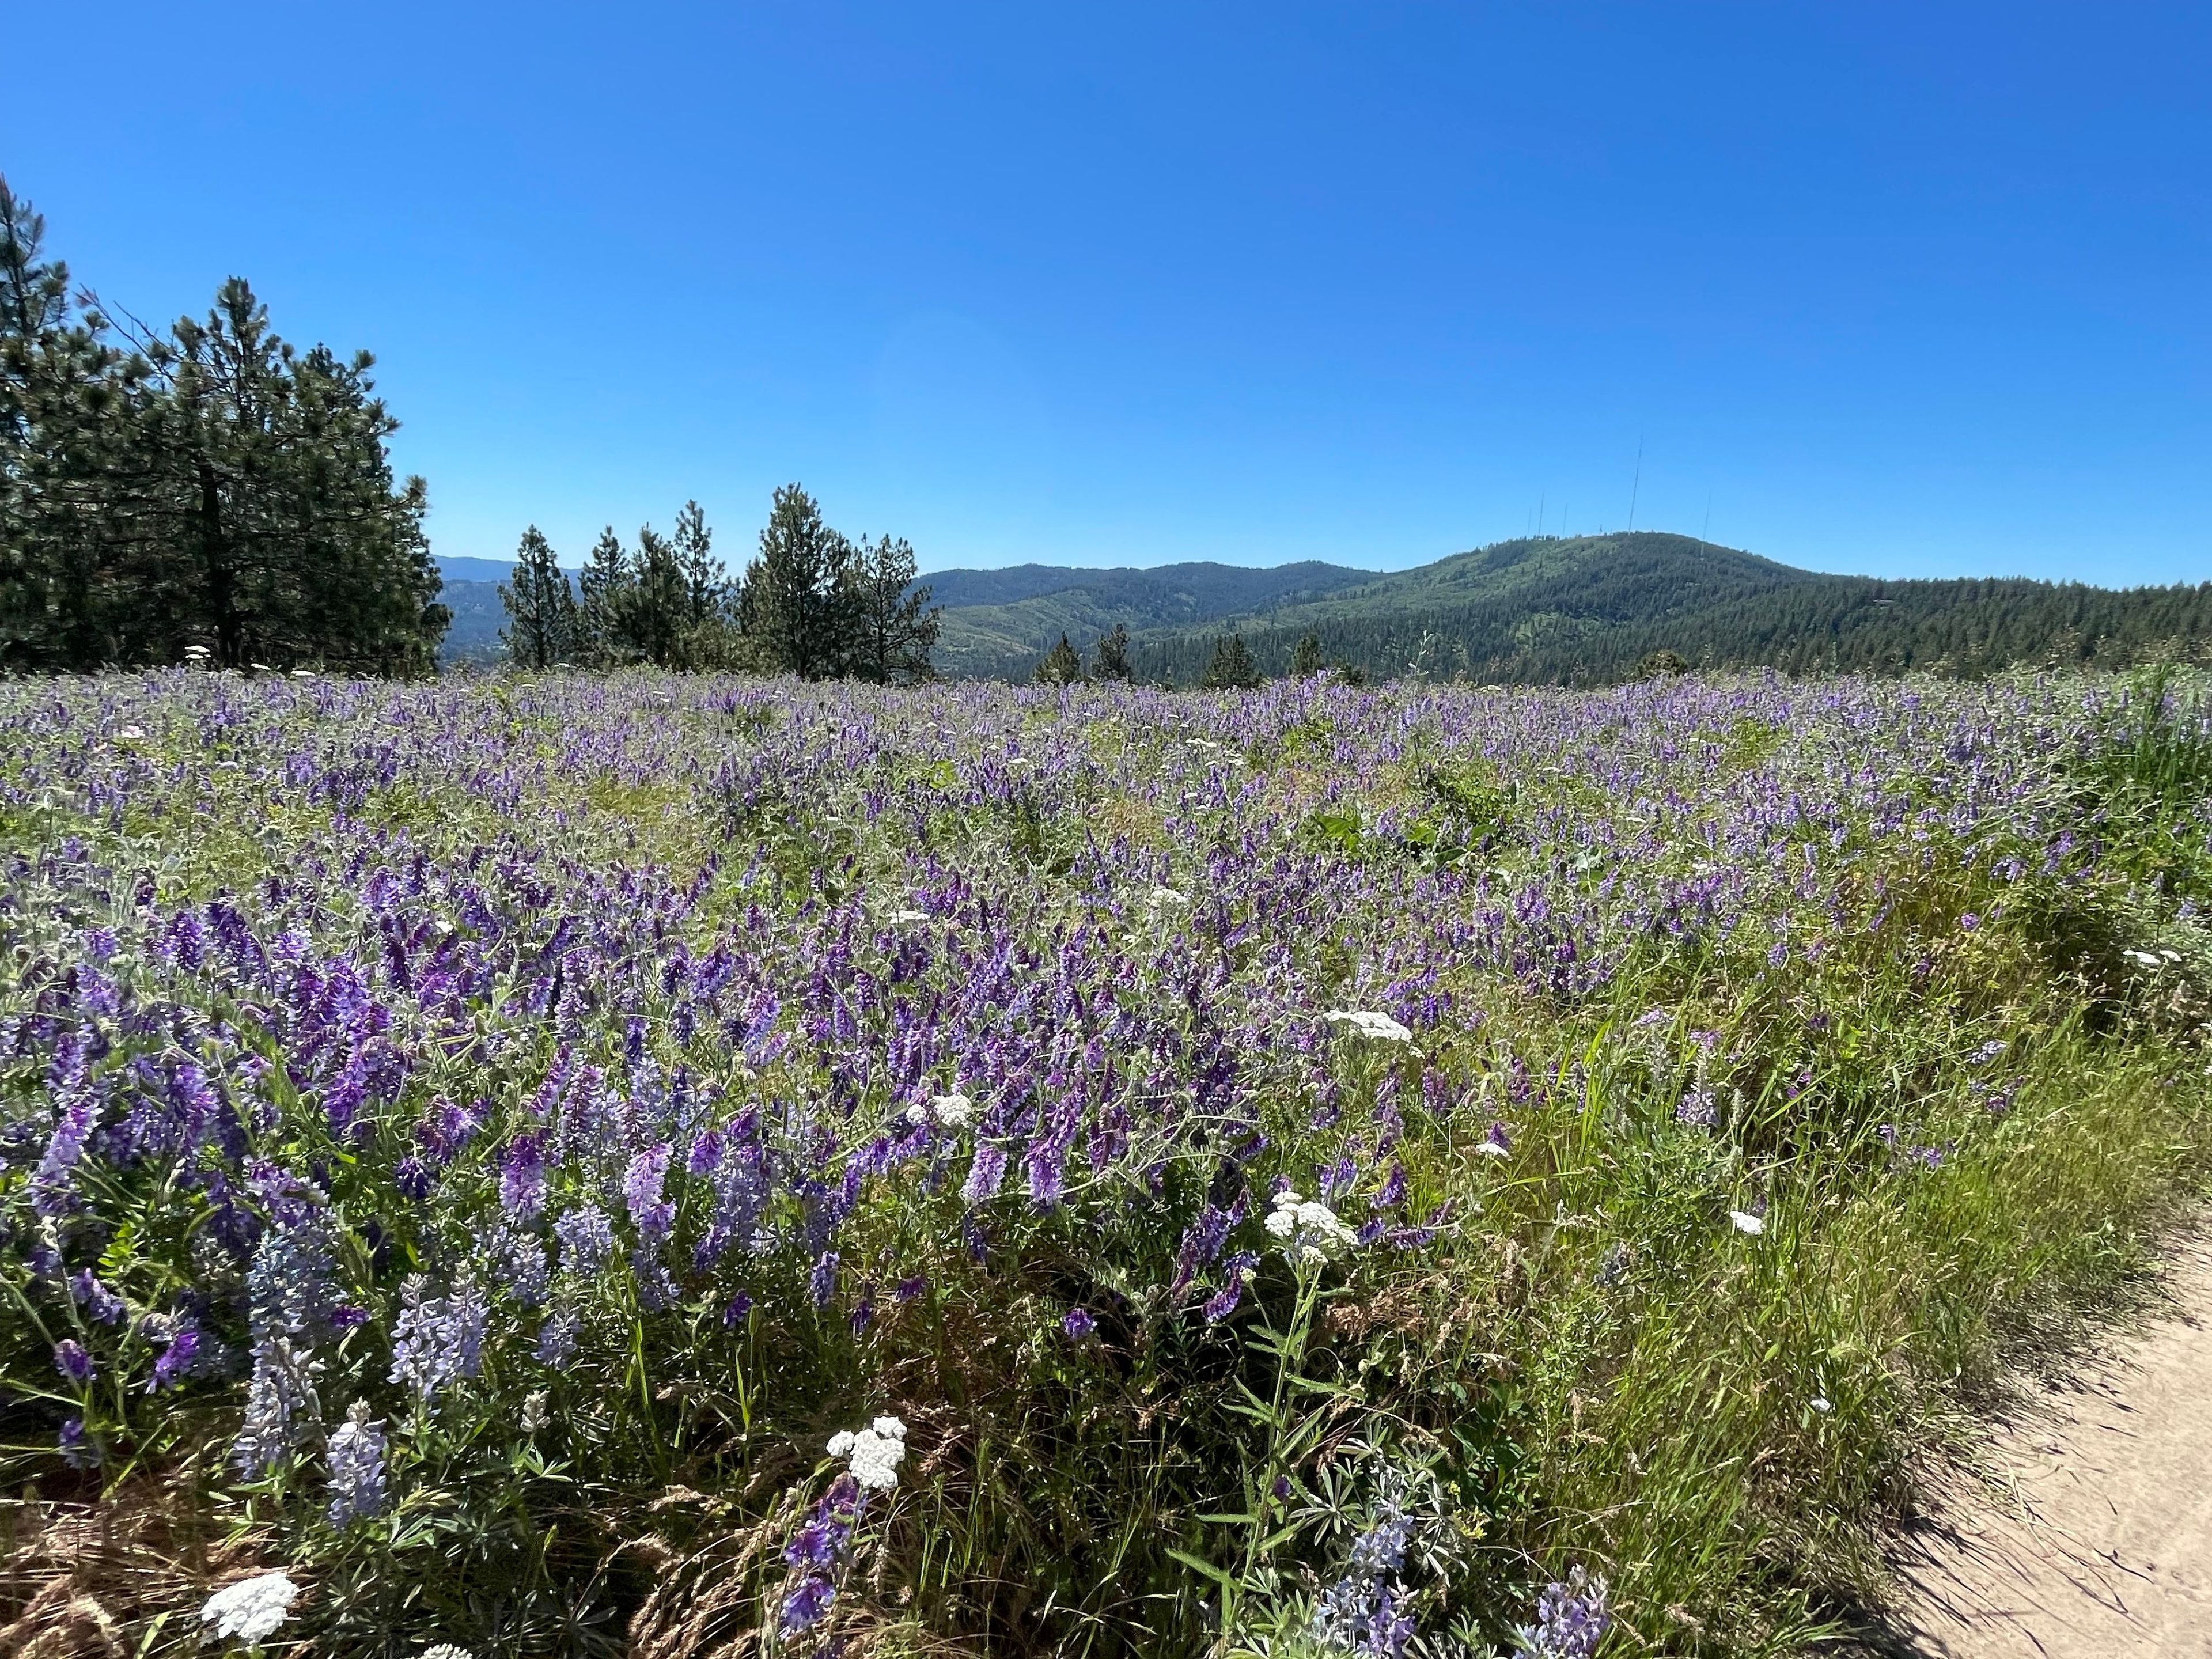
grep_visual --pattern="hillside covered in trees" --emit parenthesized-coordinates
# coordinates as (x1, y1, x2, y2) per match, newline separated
(897, 533, 2212, 685)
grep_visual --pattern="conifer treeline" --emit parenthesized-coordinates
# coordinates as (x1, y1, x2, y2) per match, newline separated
(498, 484, 941, 681)
(0, 179, 445, 673)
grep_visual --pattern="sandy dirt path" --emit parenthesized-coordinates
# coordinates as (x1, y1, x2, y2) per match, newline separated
(1880, 1234, 2212, 1657)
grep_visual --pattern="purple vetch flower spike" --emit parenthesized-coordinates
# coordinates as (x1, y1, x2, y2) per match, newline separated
(1062, 1306, 1097, 1339)
(809, 1251, 840, 1308)
(623, 1142, 676, 1244)
(70, 1269, 124, 1325)
(1202, 1252, 1259, 1323)
(722, 1291, 754, 1327)
(1370, 1164, 1408, 1210)
(58, 1416, 98, 1470)
(960, 1142, 1009, 1206)
(498, 1132, 548, 1221)
(150, 1322, 202, 1390)
(54, 1340, 94, 1385)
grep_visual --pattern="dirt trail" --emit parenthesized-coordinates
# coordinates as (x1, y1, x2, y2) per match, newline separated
(1881, 1234, 2212, 1657)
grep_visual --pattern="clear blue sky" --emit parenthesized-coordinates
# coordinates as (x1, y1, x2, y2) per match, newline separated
(6, 3, 2207, 582)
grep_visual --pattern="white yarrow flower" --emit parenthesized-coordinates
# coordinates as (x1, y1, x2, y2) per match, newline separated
(1729, 1210, 1766, 1236)
(887, 907, 929, 925)
(1324, 1009, 1414, 1043)
(421, 1646, 475, 1659)
(2123, 949, 2161, 967)
(931, 1092, 973, 1126)
(1148, 886, 1189, 908)
(1266, 1188, 1358, 1264)
(825, 1414, 908, 1490)
(198, 1570, 299, 1646)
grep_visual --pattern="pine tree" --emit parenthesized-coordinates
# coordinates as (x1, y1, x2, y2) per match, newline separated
(140, 279, 443, 672)
(626, 524, 691, 667)
(499, 526, 577, 669)
(1034, 634, 1085, 685)
(738, 483, 855, 678)
(1091, 622, 1133, 681)
(1290, 630, 1324, 677)
(575, 527, 632, 666)
(0, 177, 165, 668)
(844, 533, 940, 683)
(1202, 632, 1261, 690)
(5, 182, 444, 671)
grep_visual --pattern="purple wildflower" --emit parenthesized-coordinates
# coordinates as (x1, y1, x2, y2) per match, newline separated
(58, 1416, 98, 1470)
(149, 1322, 202, 1390)
(388, 1274, 486, 1402)
(54, 1340, 94, 1385)
(70, 1269, 124, 1325)
(325, 1400, 388, 1526)
(1062, 1306, 1097, 1339)
(553, 1206, 615, 1277)
(498, 1131, 548, 1221)
(1514, 1563, 1610, 1658)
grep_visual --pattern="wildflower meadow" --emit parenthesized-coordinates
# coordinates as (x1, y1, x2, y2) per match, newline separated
(4, 666, 2210, 1657)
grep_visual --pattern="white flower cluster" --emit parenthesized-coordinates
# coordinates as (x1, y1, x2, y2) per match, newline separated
(421, 1646, 475, 1659)
(887, 907, 930, 925)
(1147, 885, 1190, 908)
(826, 1415, 908, 1489)
(904, 1092, 973, 1128)
(1264, 1190, 1359, 1266)
(1324, 1009, 1414, 1043)
(198, 1570, 298, 1647)
(1729, 1209, 1766, 1236)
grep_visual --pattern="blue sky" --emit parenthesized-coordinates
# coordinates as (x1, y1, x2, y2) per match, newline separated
(5, 3, 2207, 582)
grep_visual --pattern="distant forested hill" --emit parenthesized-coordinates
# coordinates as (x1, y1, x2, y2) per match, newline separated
(926, 560, 1371, 675)
(1123, 534, 2212, 685)
(435, 536, 2212, 682)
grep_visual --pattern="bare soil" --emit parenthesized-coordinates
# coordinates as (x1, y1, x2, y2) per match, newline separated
(1877, 1234, 2212, 1657)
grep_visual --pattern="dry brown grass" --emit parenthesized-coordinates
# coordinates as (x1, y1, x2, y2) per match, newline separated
(0, 1478, 273, 1658)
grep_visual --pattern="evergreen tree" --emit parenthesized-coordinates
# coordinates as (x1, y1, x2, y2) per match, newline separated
(738, 483, 855, 678)
(499, 526, 577, 669)
(844, 533, 940, 684)
(1202, 632, 1262, 690)
(668, 500, 745, 669)
(146, 279, 442, 672)
(626, 524, 691, 668)
(0, 177, 165, 668)
(1033, 634, 1085, 685)
(575, 527, 631, 666)
(3, 181, 441, 672)
(1090, 622, 1133, 681)
(1290, 630, 1324, 677)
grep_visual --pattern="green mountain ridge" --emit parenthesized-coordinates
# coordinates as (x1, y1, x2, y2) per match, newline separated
(1125, 532, 2212, 684)
(435, 535, 2212, 681)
